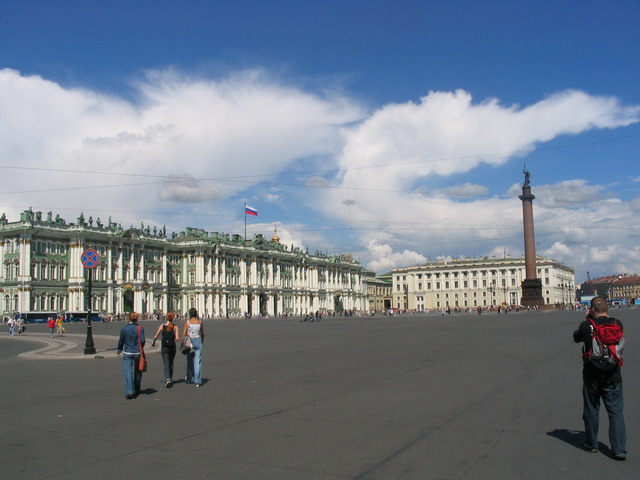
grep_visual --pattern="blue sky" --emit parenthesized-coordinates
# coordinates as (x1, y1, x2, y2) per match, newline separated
(1, 0, 639, 281)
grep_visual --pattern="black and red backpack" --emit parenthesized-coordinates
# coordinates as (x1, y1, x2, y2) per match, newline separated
(583, 317, 624, 372)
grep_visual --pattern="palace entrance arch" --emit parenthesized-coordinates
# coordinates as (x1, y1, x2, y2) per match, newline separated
(122, 286, 134, 313)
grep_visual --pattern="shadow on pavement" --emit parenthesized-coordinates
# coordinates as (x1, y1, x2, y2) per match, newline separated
(546, 429, 585, 450)
(138, 388, 158, 396)
(546, 428, 616, 458)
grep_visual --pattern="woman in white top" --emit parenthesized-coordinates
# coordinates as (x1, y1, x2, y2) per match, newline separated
(182, 307, 205, 387)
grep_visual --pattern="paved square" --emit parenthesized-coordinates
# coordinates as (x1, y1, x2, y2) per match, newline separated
(1, 309, 637, 479)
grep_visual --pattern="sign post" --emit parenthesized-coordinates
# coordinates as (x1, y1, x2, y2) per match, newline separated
(81, 249, 99, 355)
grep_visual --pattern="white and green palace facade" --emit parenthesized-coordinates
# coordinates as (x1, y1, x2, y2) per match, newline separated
(0, 209, 366, 319)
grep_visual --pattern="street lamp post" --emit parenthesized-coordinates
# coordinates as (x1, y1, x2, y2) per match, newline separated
(488, 281, 496, 307)
(558, 281, 564, 306)
(569, 283, 574, 305)
(559, 281, 571, 306)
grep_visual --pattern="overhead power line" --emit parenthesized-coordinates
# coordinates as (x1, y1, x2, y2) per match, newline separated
(0, 131, 637, 197)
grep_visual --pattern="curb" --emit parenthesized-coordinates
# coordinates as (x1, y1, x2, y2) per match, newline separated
(0, 333, 162, 360)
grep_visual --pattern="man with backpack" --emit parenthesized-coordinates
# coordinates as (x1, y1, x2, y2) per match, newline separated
(573, 296, 626, 460)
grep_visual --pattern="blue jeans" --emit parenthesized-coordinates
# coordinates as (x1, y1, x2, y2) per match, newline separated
(582, 376, 626, 455)
(186, 337, 203, 384)
(161, 347, 176, 381)
(122, 354, 142, 397)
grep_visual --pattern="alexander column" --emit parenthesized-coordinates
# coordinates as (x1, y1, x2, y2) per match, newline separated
(519, 169, 544, 306)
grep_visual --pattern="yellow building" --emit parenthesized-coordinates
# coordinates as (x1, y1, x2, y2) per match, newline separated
(363, 270, 392, 312)
(392, 255, 575, 311)
(611, 275, 640, 304)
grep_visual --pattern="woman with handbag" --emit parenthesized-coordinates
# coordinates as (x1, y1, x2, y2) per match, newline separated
(117, 312, 146, 399)
(182, 307, 205, 387)
(151, 312, 179, 388)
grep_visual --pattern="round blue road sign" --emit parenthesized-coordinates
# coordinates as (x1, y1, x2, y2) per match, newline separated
(81, 249, 100, 269)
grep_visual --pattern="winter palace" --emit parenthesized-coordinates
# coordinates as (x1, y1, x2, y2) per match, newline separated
(0, 209, 367, 319)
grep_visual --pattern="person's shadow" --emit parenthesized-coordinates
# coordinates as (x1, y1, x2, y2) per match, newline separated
(546, 429, 615, 458)
(138, 388, 158, 396)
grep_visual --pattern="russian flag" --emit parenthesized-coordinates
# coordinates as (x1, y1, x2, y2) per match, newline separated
(245, 205, 258, 216)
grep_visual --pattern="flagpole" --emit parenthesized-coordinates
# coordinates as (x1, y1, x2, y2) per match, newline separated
(244, 203, 247, 241)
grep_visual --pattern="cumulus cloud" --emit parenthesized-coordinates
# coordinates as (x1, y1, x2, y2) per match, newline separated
(335, 89, 639, 192)
(157, 175, 221, 203)
(366, 240, 427, 273)
(530, 180, 607, 208)
(242, 221, 323, 252)
(0, 67, 363, 225)
(314, 89, 640, 278)
(1, 67, 639, 281)
(589, 245, 621, 264)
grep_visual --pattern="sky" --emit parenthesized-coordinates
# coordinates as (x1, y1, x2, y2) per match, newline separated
(1, 0, 639, 282)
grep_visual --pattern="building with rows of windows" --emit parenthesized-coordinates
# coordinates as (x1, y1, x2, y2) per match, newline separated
(392, 255, 575, 311)
(0, 209, 367, 319)
(610, 275, 640, 304)
(578, 274, 640, 304)
(363, 270, 393, 312)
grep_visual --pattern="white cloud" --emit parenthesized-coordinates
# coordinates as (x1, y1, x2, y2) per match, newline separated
(1, 68, 639, 281)
(589, 245, 620, 264)
(243, 221, 323, 252)
(334, 89, 639, 193)
(542, 242, 574, 259)
(314, 89, 639, 278)
(265, 193, 280, 202)
(532, 180, 607, 208)
(0, 67, 364, 225)
(366, 240, 427, 272)
(157, 175, 221, 203)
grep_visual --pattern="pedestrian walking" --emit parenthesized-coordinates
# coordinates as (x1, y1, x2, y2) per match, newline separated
(117, 312, 146, 399)
(151, 311, 179, 388)
(56, 316, 64, 336)
(182, 307, 205, 387)
(47, 317, 55, 337)
(16, 316, 24, 335)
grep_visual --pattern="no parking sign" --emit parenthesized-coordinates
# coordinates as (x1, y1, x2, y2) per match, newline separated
(80, 248, 99, 354)
(81, 249, 99, 269)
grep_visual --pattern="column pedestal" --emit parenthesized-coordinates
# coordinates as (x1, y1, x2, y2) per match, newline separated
(521, 278, 544, 306)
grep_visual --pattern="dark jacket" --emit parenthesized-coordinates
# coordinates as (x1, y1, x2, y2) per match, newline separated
(573, 315, 623, 381)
